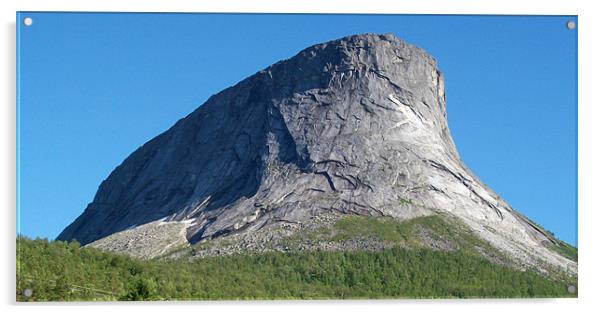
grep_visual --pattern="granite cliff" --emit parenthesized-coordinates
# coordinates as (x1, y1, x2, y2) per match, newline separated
(57, 34, 576, 273)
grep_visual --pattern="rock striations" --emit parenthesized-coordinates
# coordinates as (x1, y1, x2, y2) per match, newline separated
(57, 34, 575, 273)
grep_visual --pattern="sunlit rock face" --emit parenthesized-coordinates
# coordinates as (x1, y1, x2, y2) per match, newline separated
(57, 34, 575, 273)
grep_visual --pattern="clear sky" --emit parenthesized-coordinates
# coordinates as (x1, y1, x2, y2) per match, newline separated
(16, 13, 577, 245)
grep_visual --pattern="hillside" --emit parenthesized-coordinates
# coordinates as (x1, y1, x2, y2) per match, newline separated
(18, 213, 577, 301)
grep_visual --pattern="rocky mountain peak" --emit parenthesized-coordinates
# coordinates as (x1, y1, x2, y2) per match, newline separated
(57, 34, 576, 274)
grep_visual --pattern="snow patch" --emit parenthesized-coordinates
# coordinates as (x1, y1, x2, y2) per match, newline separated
(388, 94, 403, 106)
(125, 224, 138, 231)
(388, 94, 425, 127)
(389, 119, 410, 130)
(181, 218, 197, 227)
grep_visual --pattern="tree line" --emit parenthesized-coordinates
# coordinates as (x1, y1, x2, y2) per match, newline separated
(16, 236, 576, 301)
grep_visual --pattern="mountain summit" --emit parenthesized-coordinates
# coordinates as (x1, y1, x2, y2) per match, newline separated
(57, 34, 575, 272)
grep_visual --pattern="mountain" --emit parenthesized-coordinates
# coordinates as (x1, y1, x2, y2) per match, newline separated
(57, 33, 576, 274)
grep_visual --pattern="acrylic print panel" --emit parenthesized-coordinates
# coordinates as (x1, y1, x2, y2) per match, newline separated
(16, 12, 577, 301)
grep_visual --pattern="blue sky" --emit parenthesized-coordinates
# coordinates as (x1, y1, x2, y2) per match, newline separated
(17, 13, 577, 245)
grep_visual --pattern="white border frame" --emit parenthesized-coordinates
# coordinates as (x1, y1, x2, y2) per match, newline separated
(2, 0, 600, 313)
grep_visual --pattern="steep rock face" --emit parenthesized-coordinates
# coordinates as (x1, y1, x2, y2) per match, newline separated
(58, 34, 575, 272)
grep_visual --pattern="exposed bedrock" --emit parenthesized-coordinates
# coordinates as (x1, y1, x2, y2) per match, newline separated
(57, 34, 575, 273)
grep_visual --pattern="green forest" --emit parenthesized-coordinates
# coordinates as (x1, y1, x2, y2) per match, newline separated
(17, 235, 576, 301)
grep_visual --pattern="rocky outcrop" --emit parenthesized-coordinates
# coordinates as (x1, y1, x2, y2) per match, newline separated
(57, 34, 576, 273)
(87, 218, 192, 259)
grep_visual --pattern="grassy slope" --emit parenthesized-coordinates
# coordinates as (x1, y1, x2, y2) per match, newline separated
(16, 214, 577, 301)
(548, 241, 578, 262)
(308, 214, 504, 253)
(524, 219, 578, 262)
